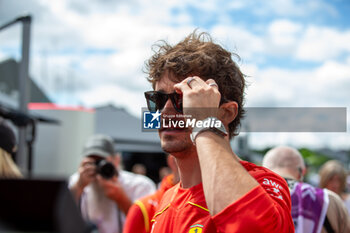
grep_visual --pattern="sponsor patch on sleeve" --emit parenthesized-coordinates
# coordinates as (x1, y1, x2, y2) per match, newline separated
(261, 178, 284, 200)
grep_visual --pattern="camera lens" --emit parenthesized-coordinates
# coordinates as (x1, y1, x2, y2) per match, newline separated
(96, 160, 117, 179)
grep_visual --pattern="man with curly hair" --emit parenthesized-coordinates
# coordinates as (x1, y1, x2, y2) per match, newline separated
(141, 31, 294, 233)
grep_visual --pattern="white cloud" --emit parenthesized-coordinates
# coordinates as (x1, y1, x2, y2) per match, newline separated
(296, 26, 350, 61)
(211, 19, 350, 64)
(214, 18, 350, 63)
(251, 0, 337, 18)
(245, 58, 350, 108)
(244, 67, 303, 107)
(266, 19, 303, 55)
(211, 25, 264, 60)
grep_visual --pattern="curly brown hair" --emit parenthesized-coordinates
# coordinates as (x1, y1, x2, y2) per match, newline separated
(145, 31, 246, 138)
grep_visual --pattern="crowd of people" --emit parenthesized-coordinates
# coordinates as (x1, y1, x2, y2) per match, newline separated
(263, 146, 350, 233)
(1, 30, 350, 233)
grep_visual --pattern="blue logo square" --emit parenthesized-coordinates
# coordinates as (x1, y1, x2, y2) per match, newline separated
(143, 110, 161, 129)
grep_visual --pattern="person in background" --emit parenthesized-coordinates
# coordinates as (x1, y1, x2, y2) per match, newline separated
(262, 146, 350, 233)
(69, 134, 156, 233)
(319, 160, 350, 214)
(123, 154, 179, 233)
(0, 118, 22, 178)
(158, 166, 172, 182)
(142, 30, 294, 232)
(131, 163, 147, 176)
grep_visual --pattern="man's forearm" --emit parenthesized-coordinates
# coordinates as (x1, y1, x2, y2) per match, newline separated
(195, 131, 259, 215)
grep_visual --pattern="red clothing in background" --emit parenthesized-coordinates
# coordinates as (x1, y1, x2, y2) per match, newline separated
(123, 174, 177, 233)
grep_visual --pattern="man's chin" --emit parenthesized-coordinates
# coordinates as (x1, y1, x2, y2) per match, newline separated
(161, 138, 192, 154)
(162, 145, 185, 154)
(159, 128, 193, 152)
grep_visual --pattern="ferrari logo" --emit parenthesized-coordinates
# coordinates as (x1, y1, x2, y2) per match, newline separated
(189, 224, 203, 233)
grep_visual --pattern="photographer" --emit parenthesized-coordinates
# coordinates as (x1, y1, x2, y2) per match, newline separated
(69, 134, 156, 233)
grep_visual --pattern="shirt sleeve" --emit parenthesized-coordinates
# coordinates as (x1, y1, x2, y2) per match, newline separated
(212, 172, 294, 233)
(123, 203, 148, 233)
(131, 178, 156, 201)
(68, 172, 79, 188)
(120, 171, 156, 202)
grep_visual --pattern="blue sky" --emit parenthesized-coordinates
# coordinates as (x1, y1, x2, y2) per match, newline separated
(0, 0, 349, 149)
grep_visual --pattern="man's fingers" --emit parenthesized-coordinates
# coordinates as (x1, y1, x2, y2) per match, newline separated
(174, 76, 209, 94)
(177, 76, 217, 91)
(206, 79, 219, 89)
(80, 164, 95, 173)
(185, 76, 207, 89)
(174, 77, 191, 94)
(79, 164, 96, 181)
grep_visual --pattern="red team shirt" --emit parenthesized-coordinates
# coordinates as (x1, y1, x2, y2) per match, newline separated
(150, 161, 294, 233)
(123, 174, 177, 233)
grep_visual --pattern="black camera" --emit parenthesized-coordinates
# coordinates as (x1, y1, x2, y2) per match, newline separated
(95, 159, 118, 179)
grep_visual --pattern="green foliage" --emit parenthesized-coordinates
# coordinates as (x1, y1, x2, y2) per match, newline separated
(298, 148, 331, 169)
(251, 147, 333, 170)
(251, 147, 273, 156)
(297, 148, 332, 183)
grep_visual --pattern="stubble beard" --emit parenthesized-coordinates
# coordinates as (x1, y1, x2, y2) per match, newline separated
(160, 133, 193, 154)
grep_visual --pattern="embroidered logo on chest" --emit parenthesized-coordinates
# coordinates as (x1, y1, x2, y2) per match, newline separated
(189, 224, 203, 233)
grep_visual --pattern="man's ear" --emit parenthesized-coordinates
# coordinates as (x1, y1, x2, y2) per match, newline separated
(300, 167, 307, 181)
(302, 167, 307, 176)
(296, 167, 306, 181)
(217, 101, 238, 126)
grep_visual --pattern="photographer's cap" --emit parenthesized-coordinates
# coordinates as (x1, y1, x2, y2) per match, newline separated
(82, 134, 115, 158)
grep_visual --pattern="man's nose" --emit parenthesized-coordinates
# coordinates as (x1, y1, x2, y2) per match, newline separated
(162, 98, 176, 114)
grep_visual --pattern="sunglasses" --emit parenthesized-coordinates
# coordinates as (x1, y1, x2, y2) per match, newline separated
(144, 91, 183, 113)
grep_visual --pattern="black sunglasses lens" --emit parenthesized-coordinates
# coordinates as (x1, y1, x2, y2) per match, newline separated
(148, 99, 157, 111)
(170, 93, 183, 113)
(145, 92, 155, 111)
(145, 91, 183, 113)
(145, 92, 168, 112)
(155, 93, 168, 111)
